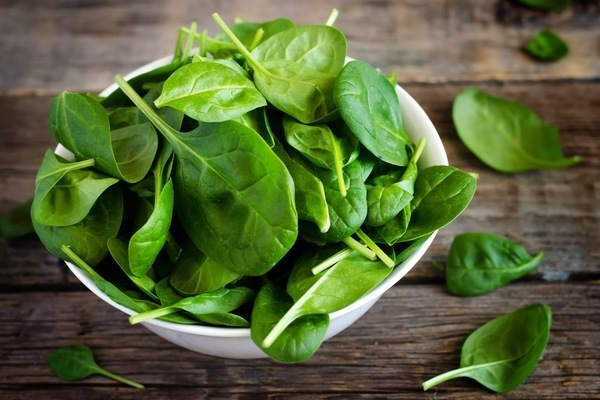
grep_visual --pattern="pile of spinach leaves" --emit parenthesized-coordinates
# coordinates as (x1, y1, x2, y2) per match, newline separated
(31, 11, 477, 363)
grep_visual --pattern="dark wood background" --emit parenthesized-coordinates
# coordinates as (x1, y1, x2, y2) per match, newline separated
(1, 1, 598, 399)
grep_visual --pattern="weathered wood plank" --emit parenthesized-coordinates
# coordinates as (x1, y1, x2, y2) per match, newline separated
(0, 283, 598, 399)
(0, 0, 598, 94)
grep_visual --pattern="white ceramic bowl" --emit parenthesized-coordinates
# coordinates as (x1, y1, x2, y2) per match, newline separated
(63, 55, 448, 359)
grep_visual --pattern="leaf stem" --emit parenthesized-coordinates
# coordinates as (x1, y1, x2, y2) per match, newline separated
(249, 27, 265, 51)
(96, 367, 145, 389)
(129, 305, 176, 325)
(181, 22, 197, 61)
(412, 137, 426, 164)
(342, 236, 377, 260)
(311, 248, 354, 275)
(355, 229, 395, 268)
(422, 359, 512, 391)
(61, 245, 103, 281)
(325, 8, 340, 26)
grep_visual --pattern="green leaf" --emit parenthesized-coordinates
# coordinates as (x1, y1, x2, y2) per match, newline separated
(525, 29, 569, 62)
(115, 75, 298, 277)
(154, 60, 266, 122)
(453, 87, 580, 172)
(446, 232, 545, 296)
(49, 93, 158, 183)
(0, 198, 35, 240)
(33, 186, 123, 267)
(262, 252, 392, 348)
(396, 165, 477, 242)
(251, 282, 329, 362)
(48, 344, 144, 389)
(334, 60, 413, 166)
(422, 304, 552, 393)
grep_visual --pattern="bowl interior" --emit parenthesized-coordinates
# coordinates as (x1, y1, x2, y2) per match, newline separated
(64, 54, 448, 338)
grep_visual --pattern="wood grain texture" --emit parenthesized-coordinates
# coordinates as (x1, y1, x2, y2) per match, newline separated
(0, 0, 599, 94)
(0, 283, 598, 399)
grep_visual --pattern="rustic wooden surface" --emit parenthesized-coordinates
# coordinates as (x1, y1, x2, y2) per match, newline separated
(1, 1, 599, 399)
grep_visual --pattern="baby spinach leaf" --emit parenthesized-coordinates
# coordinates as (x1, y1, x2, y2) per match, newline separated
(445, 232, 545, 296)
(236, 108, 275, 147)
(376, 205, 411, 245)
(33, 186, 123, 267)
(422, 304, 552, 393)
(300, 159, 367, 243)
(170, 241, 241, 295)
(525, 29, 569, 62)
(262, 252, 391, 348)
(283, 116, 358, 196)
(286, 245, 344, 301)
(214, 14, 345, 124)
(129, 286, 256, 325)
(215, 18, 295, 49)
(195, 312, 250, 327)
(128, 179, 174, 277)
(334, 60, 413, 166)
(0, 198, 35, 240)
(48, 344, 144, 389)
(251, 282, 329, 362)
(517, 0, 570, 10)
(116, 75, 298, 277)
(154, 60, 266, 122)
(273, 142, 330, 233)
(108, 107, 144, 129)
(155, 276, 184, 306)
(399, 166, 477, 242)
(107, 237, 159, 302)
(453, 87, 580, 172)
(49, 92, 158, 183)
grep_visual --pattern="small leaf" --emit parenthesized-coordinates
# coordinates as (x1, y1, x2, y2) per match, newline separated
(525, 29, 569, 62)
(48, 344, 144, 389)
(423, 304, 552, 393)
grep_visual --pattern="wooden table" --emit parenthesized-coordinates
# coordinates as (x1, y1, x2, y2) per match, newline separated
(1, 1, 598, 399)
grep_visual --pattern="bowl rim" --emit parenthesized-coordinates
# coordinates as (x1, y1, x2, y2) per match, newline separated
(64, 53, 448, 338)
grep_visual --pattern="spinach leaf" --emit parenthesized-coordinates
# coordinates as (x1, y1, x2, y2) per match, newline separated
(445, 232, 545, 296)
(262, 252, 392, 348)
(399, 166, 477, 242)
(251, 282, 329, 362)
(213, 14, 346, 124)
(300, 159, 367, 243)
(286, 245, 344, 301)
(280, 152, 331, 233)
(0, 198, 35, 240)
(236, 108, 275, 147)
(49, 92, 158, 183)
(107, 237, 159, 302)
(48, 344, 144, 389)
(334, 60, 413, 166)
(283, 116, 358, 196)
(169, 240, 241, 295)
(422, 304, 552, 393)
(453, 87, 580, 172)
(115, 75, 298, 277)
(525, 29, 569, 62)
(154, 60, 266, 122)
(155, 276, 184, 306)
(517, 0, 570, 10)
(33, 186, 123, 267)
(129, 286, 256, 325)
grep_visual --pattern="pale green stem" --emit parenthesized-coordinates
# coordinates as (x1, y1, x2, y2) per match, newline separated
(311, 248, 354, 275)
(129, 305, 176, 325)
(181, 22, 197, 60)
(96, 368, 145, 389)
(334, 160, 347, 197)
(61, 245, 102, 281)
(325, 8, 339, 26)
(342, 236, 376, 260)
(355, 229, 395, 268)
(249, 27, 265, 51)
(199, 30, 208, 57)
(422, 358, 514, 391)
(165, 232, 182, 263)
(412, 137, 426, 164)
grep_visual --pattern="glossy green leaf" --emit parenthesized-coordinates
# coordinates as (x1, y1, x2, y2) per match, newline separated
(399, 166, 477, 242)
(334, 60, 413, 166)
(48, 344, 144, 389)
(116, 75, 298, 277)
(170, 241, 241, 295)
(251, 282, 329, 362)
(49, 92, 158, 183)
(446, 232, 545, 296)
(453, 87, 580, 172)
(33, 186, 123, 267)
(154, 60, 266, 122)
(525, 29, 569, 62)
(423, 304, 552, 393)
(262, 252, 392, 348)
